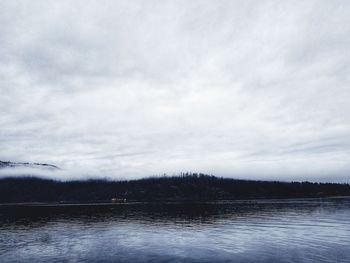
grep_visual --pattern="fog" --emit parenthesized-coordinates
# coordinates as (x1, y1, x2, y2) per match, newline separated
(0, 0, 349, 182)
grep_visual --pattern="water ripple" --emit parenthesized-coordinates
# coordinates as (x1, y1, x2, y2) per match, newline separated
(0, 198, 350, 262)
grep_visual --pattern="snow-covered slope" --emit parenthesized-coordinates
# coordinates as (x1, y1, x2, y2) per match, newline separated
(0, 160, 59, 170)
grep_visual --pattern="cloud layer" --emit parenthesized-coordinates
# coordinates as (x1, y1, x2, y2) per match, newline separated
(1, 0, 350, 181)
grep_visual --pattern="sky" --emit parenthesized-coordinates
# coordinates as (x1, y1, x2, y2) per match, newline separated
(0, 0, 349, 182)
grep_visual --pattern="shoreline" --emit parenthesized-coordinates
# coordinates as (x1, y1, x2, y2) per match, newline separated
(1, 195, 349, 208)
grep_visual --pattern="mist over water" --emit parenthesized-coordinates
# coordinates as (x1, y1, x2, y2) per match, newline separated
(1, 198, 349, 263)
(1, 1, 349, 262)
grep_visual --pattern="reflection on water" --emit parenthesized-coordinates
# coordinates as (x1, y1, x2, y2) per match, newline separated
(1, 198, 350, 263)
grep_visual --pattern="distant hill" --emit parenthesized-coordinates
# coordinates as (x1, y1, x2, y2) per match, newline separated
(0, 174, 349, 203)
(0, 160, 59, 170)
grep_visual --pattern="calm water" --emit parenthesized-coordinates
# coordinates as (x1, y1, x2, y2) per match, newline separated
(0, 198, 349, 263)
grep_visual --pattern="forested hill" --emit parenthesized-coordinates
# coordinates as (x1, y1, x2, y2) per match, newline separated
(0, 174, 349, 203)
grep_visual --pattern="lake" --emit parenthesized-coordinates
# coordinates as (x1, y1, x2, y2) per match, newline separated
(0, 198, 349, 263)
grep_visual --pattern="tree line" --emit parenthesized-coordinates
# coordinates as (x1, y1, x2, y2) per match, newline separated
(0, 174, 349, 203)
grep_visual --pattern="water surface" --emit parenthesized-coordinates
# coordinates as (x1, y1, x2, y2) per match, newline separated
(0, 198, 349, 262)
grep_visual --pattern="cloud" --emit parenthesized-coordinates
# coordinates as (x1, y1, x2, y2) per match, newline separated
(0, 0, 350, 181)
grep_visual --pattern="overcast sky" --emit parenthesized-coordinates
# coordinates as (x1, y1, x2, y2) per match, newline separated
(0, 0, 349, 181)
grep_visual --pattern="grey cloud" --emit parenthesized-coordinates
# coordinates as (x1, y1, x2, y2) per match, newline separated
(0, 0, 350, 181)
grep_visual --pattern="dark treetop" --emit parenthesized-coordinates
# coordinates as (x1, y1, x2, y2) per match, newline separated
(1, 174, 350, 203)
